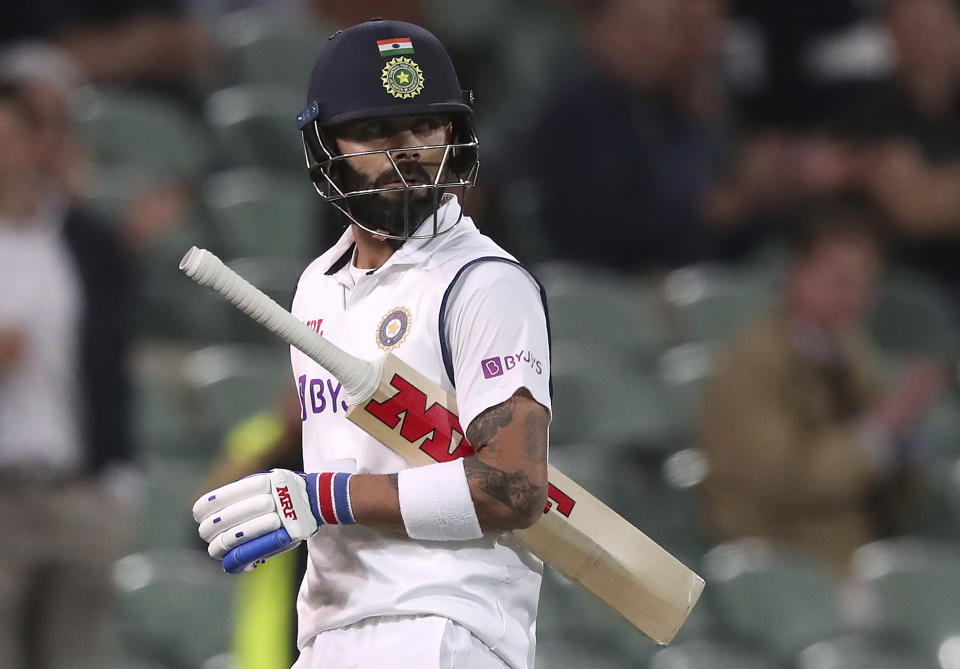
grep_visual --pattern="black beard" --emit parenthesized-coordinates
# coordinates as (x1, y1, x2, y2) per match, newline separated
(335, 161, 441, 243)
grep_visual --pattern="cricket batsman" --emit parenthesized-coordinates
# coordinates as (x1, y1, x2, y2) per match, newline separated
(192, 19, 553, 668)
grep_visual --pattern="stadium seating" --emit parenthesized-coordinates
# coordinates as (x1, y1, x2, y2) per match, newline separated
(648, 638, 781, 669)
(796, 632, 941, 669)
(206, 84, 306, 173)
(702, 539, 849, 660)
(869, 268, 960, 359)
(183, 342, 294, 438)
(72, 87, 214, 177)
(851, 537, 960, 657)
(202, 167, 321, 262)
(549, 360, 678, 451)
(215, 8, 330, 89)
(657, 342, 719, 442)
(662, 263, 777, 345)
(536, 261, 676, 371)
(113, 550, 236, 668)
(136, 455, 210, 550)
(536, 566, 659, 667)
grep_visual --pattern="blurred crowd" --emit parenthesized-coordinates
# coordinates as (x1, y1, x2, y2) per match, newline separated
(1, 0, 959, 668)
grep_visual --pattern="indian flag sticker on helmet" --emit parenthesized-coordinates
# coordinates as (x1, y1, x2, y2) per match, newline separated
(381, 57, 425, 99)
(377, 37, 414, 57)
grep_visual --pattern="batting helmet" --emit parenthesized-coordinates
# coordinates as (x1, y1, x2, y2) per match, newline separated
(296, 19, 479, 240)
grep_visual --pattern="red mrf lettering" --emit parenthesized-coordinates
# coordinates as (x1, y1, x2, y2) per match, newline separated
(276, 486, 297, 520)
(363, 374, 475, 462)
(543, 483, 575, 517)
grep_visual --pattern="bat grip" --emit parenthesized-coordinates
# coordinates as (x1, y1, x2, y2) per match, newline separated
(222, 528, 294, 574)
(179, 246, 382, 405)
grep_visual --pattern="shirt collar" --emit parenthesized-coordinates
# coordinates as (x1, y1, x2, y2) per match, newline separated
(321, 194, 472, 285)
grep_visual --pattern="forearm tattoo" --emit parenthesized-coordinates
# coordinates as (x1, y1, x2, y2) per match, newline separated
(463, 457, 543, 520)
(464, 392, 548, 526)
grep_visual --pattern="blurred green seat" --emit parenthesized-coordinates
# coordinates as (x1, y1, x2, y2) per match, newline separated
(537, 261, 675, 371)
(216, 8, 329, 88)
(136, 456, 209, 550)
(202, 168, 321, 261)
(113, 549, 236, 667)
(796, 633, 940, 669)
(852, 538, 960, 656)
(206, 84, 305, 172)
(657, 342, 719, 441)
(649, 639, 781, 669)
(78, 164, 158, 225)
(662, 263, 776, 345)
(131, 344, 207, 458)
(134, 211, 223, 340)
(184, 343, 293, 438)
(869, 269, 960, 358)
(703, 539, 848, 660)
(536, 566, 659, 666)
(549, 359, 679, 451)
(72, 87, 214, 177)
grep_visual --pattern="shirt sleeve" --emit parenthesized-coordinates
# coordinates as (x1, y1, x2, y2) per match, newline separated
(443, 260, 552, 433)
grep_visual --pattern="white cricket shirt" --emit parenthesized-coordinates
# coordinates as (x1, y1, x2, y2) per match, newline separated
(290, 195, 551, 669)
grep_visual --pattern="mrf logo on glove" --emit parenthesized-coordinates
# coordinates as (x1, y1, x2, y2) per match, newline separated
(276, 486, 298, 520)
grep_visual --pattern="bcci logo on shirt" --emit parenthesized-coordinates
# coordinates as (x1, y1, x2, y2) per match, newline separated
(376, 307, 412, 351)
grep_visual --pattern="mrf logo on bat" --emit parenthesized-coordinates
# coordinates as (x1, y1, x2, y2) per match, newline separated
(363, 372, 575, 518)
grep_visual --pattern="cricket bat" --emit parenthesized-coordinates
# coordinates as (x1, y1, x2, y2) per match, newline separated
(180, 246, 704, 645)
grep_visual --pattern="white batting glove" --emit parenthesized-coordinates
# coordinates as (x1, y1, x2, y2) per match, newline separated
(192, 469, 356, 571)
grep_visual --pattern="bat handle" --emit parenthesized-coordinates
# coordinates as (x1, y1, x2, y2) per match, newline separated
(222, 528, 294, 574)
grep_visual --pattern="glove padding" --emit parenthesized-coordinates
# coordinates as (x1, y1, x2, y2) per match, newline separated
(193, 469, 322, 563)
(193, 469, 356, 571)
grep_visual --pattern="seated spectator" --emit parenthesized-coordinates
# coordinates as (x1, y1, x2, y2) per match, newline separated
(698, 197, 946, 575)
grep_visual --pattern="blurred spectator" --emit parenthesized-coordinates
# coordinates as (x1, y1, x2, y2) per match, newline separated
(728, 0, 888, 126)
(499, 0, 731, 270)
(0, 76, 136, 667)
(1, 0, 214, 91)
(836, 0, 960, 311)
(309, 0, 430, 29)
(698, 197, 946, 575)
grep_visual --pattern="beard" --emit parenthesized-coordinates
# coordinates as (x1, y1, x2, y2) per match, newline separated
(334, 160, 442, 242)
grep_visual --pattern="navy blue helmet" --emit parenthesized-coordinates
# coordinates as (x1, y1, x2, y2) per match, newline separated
(297, 19, 479, 239)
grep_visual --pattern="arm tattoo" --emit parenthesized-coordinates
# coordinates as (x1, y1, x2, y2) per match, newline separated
(387, 473, 399, 493)
(463, 392, 548, 526)
(463, 457, 543, 521)
(465, 401, 514, 450)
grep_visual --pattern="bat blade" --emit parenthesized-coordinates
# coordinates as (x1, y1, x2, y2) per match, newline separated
(347, 354, 704, 644)
(181, 246, 704, 644)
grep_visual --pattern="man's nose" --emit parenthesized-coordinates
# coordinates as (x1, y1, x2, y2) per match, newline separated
(387, 129, 421, 161)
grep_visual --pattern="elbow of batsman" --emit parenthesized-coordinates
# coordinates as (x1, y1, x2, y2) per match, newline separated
(513, 491, 548, 529)
(479, 484, 548, 531)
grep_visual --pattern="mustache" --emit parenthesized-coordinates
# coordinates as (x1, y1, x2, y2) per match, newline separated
(373, 162, 434, 188)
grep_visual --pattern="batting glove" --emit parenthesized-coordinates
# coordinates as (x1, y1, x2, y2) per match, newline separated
(192, 469, 355, 572)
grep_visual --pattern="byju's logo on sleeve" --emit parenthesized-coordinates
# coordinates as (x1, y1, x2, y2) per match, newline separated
(481, 357, 504, 379)
(480, 350, 544, 379)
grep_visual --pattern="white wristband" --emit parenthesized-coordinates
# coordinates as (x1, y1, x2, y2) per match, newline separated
(397, 459, 483, 541)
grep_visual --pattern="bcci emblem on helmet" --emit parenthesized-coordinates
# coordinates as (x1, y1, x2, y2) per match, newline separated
(377, 307, 413, 351)
(381, 57, 424, 99)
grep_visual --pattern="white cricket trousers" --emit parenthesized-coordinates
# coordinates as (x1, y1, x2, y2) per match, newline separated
(292, 614, 511, 669)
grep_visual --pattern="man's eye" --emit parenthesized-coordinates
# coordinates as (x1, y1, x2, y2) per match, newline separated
(411, 118, 442, 135)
